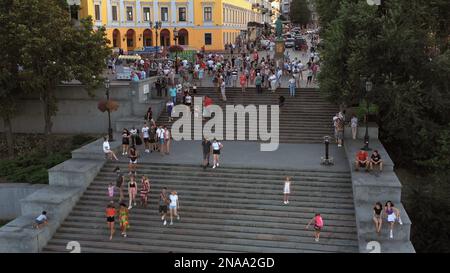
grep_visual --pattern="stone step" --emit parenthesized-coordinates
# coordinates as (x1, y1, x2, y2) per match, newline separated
(61, 212, 357, 238)
(44, 238, 232, 253)
(69, 205, 357, 228)
(102, 162, 351, 177)
(81, 189, 355, 207)
(75, 199, 356, 216)
(48, 232, 352, 253)
(88, 180, 354, 196)
(46, 148, 357, 252)
(52, 226, 358, 252)
(95, 172, 352, 186)
(360, 239, 415, 253)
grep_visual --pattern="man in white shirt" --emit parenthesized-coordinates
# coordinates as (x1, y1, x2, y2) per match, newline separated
(185, 93, 192, 106)
(333, 114, 340, 143)
(156, 126, 166, 155)
(276, 68, 283, 88)
(269, 73, 277, 93)
(142, 122, 150, 153)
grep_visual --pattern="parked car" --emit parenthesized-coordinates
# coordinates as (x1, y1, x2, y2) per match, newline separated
(285, 38, 295, 48)
(294, 38, 307, 50)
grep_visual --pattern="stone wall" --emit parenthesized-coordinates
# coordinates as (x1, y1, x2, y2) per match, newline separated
(0, 78, 164, 134)
(0, 184, 45, 220)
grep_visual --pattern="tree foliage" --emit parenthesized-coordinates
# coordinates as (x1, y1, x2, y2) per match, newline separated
(0, 0, 111, 152)
(316, 0, 450, 252)
(289, 0, 311, 26)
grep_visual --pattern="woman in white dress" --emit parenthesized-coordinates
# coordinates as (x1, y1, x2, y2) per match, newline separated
(283, 176, 292, 205)
(169, 191, 180, 225)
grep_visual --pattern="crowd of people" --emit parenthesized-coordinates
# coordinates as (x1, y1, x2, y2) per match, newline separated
(105, 166, 181, 239)
(93, 25, 404, 244)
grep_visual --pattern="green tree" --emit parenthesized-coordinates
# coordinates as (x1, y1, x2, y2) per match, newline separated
(0, 0, 30, 158)
(10, 0, 110, 150)
(289, 0, 311, 26)
(316, 0, 450, 252)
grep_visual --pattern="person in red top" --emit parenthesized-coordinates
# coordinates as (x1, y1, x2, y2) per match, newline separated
(105, 202, 116, 240)
(240, 73, 247, 93)
(355, 149, 369, 171)
(203, 96, 213, 120)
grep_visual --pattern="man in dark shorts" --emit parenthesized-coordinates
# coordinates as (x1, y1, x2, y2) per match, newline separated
(202, 137, 212, 169)
(159, 187, 170, 226)
(355, 149, 369, 171)
(370, 150, 383, 172)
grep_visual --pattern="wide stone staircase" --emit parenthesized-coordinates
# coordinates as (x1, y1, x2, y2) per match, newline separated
(43, 162, 359, 253)
(156, 87, 337, 143)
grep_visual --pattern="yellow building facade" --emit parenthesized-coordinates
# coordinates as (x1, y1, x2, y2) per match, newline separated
(77, 0, 264, 51)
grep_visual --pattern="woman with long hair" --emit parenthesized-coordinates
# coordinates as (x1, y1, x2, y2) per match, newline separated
(118, 202, 129, 237)
(140, 176, 150, 208)
(106, 202, 116, 240)
(121, 128, 130, 155)
(373, 202, 383, 234)
(128, 146, 139, 175)
(169, 191, 180, 225)
(211, 138, 223, 169)
(384, 201, 402, 239)
(128, 175, 138, 209)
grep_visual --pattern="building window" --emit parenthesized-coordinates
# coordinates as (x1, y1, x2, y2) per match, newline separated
(111, 6, 118, 21)
(161, 7, 168, 22)
(204, 7, 212, 22)
(205, 33, 212, 45)
(143, 7, 151, 21)
(127, 38, 133, 47)
(69, 5, 79, 20)
(94, 4, 100, 21)
(126, 6, 133, 21)
(179, 7, 186, 22)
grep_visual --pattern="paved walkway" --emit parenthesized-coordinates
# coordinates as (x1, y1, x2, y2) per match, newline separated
(111, 139, 349, 172)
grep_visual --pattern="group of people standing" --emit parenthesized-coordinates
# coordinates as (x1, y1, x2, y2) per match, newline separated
(105, 166, 181, 240)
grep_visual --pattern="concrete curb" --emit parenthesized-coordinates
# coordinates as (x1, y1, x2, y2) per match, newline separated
(343, 138, 415, 253)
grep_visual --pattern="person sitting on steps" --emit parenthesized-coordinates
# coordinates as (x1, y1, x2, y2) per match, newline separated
(370, 150, 383, 172)
(355, 149, 369, 172)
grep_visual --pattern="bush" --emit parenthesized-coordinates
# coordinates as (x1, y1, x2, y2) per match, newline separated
(0, 134, 99, 184)
(71, 134, 97, 148)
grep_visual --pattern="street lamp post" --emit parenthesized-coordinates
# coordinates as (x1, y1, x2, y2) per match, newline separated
(150, 21, 161, 54)
(104, 79, 113, 142)
(362, 79, 373, 151)
(173, 27, 179, 74)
